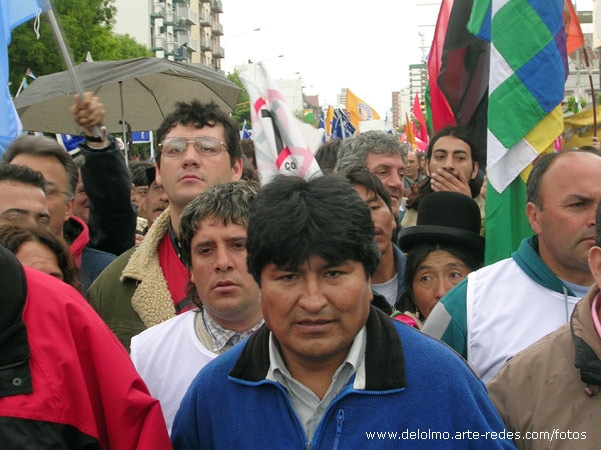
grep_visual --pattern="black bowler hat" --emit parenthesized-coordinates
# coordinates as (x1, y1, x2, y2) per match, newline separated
(397, 192, 484, 259)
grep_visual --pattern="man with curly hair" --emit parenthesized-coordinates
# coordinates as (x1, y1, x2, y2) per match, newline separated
(88, 100, 243, 350)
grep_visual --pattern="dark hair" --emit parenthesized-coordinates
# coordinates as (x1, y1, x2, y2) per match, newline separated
(426, 126, 480, 164)
(156, 100, 241, 168)
(402, 243, 480, 314)
(180, 180, 258, 308)
(407, 126, 482, 211)
(315, 138, 341, 174)
(527, 148, 601, 209)
(0, 223, 80, 291)
(129, 161, 155, 187)
(4, 135, 78, 201)
(0, 162, 46, 190)
(240, 139, 256, 169)
(246, 174, 380, 284)
(344, 166, 392, 212)
(179, 180, 259, 269)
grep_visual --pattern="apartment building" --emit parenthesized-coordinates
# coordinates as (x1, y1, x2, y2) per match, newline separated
(112, 0, 224, 71)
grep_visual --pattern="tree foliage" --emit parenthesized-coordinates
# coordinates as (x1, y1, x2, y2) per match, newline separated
(8, 0, 151, 96)
(226, 71, 250, 127)
(565, 95, 588, 114)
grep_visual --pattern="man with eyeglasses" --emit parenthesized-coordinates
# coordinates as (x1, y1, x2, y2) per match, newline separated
(87, 99, 243, 350)
(3, 134, 116, 293)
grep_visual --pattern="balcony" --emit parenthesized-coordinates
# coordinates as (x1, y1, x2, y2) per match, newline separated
(164, 10, 175, 25)
(176, 5, 197, 25)
(165, 40, 177, 55)
(211, 22, 223, 35)
(212, 45, 224, 59)
(177, 33, 189, 48)
(198, 12, 210, 26)
(200, 35, 211, 51)
(211, 0, 223, 13)
(151, 35, 165, 50)
(151, 2, 165, 17)
(177, 33, 198, 51)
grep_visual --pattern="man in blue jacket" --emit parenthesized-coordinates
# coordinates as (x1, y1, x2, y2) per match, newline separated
(172, 174, 514, 449)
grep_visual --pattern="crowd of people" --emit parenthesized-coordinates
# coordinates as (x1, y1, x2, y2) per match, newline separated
(0, 91, 599, 449)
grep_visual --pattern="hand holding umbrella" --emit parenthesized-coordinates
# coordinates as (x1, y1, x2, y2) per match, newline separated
(70, 93, 108, 148)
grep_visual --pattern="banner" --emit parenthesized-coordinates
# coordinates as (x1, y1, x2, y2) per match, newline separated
(132, 131, 151, 143)
(239, 63, 322, 185)
(563, 106, 601, 148)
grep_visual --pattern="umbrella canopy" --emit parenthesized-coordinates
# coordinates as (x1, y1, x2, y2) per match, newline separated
(14, 57, 241, 134)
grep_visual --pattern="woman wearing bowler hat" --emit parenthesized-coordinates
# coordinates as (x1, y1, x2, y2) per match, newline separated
(395, 191, 484, 328)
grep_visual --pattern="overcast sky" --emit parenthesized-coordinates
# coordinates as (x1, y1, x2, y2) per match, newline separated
(220, 0, 443, 117)
(221, 0, 595, 118)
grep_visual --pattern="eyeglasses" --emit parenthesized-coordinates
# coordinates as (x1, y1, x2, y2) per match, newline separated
(44, 184, 68, 199)
(158, 136, 225, 158)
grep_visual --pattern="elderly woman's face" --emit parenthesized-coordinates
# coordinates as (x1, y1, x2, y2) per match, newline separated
(14, 241, 63, 281)
(412, 250, 470, 318)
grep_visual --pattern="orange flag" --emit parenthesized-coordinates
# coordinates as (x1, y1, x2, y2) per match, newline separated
(325, 106, 333, 139)
(564, 0, 584, 55)
(405, 113, 416, 150)
(345, 88, 380, 129)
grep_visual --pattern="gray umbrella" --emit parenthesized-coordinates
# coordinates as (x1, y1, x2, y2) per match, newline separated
(14, 57, 241, 136)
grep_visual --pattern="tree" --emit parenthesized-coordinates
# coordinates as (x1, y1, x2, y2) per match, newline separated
(8, 0, 151, 96)
(226, 71, 250, 127)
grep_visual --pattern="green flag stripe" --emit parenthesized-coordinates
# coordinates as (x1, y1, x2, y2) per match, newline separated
(489, 74, 546, 148)
(467, 0, 492, 35)
(492, 1, 552, 71)
(484, 177, 532, 265)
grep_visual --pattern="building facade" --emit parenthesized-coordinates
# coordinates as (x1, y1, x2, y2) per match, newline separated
(112, 0, 224, 71)
(391, 89, 411, 129)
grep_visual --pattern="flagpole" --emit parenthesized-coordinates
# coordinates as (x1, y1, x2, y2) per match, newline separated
(15, 77, 27, 97)
(41, 0, 101, 138)
(582, 47, 597, 137)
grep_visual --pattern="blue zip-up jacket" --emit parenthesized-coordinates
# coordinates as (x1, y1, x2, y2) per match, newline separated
(172, 307, 515, 449)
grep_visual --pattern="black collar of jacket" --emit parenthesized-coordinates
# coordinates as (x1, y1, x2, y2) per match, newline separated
(371, 292, 392, 315)
(0, 246, 33, 397)
(228, 305, 407, 391)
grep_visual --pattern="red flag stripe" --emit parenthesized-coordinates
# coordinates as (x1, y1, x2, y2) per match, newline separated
(254, 97, 266, 114)
(275, 147, 291, 169)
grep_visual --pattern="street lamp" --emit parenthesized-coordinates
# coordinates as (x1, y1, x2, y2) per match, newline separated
(224, 28, 261, 41)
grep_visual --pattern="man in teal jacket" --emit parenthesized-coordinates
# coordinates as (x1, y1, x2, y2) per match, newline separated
(423, 149, 601, 383)
(172, 175, 514, 449)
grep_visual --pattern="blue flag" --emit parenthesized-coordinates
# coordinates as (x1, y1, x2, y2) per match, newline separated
(0, 0, 49, 154)
(57, 134, 85, 151)
(318, 111, 326, 143)
(241, 120, 251, 139)
(331, 109, 355, 140)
